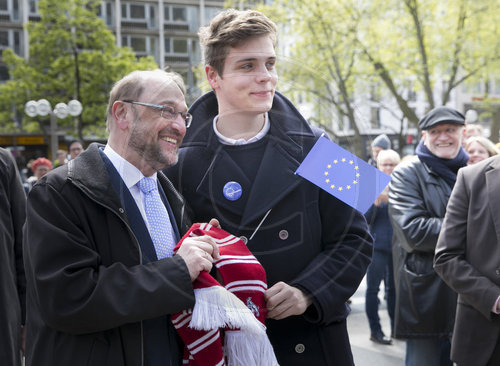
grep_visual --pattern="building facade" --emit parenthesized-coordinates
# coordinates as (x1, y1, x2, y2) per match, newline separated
(0, 0, 224, 98)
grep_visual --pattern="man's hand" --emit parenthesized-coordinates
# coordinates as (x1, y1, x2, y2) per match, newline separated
(176, 234, 220, 281)
(208, 218, 221, 229)
(265, 281, 312, 320)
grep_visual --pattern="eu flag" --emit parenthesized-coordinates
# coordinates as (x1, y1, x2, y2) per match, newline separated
(295, 136, 391, 213)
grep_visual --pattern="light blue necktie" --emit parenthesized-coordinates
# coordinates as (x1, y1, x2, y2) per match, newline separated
(137, 177, 175, 259)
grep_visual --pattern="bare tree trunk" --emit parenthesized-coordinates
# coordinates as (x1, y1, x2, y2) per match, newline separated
(404, 0, 434, 108)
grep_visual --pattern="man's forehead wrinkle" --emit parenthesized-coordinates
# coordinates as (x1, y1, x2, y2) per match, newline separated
(140, 77, 181, 101)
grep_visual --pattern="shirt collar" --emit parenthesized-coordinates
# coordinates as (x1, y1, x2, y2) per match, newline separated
(103, 144, 157, 189)
(213, 112, 270, 146)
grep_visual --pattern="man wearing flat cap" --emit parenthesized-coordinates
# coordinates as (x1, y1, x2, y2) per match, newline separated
(388, 106, 468, 366)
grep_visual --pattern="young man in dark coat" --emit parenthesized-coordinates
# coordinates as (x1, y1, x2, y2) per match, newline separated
(164, 9, 373, 366)
(388, 106, 468, 366)
(23, 70, 220, 366)
(0, 147, 26, 366)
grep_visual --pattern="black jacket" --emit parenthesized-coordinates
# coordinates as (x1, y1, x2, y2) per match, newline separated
(0, 148, 26, 366)
(24, 143, 194, 366)
(389, 158, 457, 338)
(165, 91, 373, 365)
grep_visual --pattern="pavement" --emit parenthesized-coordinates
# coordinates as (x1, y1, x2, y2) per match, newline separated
(347, 277, 406, 365)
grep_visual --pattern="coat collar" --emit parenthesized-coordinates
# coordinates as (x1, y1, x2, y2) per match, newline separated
(184, 90, 316, 154)
(186, 91, 318, 227)
(485, 155, 500, 243)
(67, 143, 189, 233)
(67, 143, 121, 209)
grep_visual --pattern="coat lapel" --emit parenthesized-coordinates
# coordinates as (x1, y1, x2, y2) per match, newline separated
(240, 138, 302, 227)
(187, 90, 317, 229)
(486, 156, 500, 244)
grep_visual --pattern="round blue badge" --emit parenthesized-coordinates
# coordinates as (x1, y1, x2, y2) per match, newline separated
(223, 181, 242, 201)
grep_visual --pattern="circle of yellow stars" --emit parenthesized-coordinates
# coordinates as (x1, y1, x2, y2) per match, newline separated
(323, 158, 360, 192)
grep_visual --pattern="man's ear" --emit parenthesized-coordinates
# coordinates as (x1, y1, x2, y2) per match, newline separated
(205, 65, 219, 90)
(112, 101, 130, 131)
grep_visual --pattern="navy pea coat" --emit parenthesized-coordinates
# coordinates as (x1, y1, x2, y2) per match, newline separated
(165, 91, 373, 365)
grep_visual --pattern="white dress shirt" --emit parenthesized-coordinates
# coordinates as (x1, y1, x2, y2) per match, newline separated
(103, 144, 158, 232)
(213, 112, 270, 145)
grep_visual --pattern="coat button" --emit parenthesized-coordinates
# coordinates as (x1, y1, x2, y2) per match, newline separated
(118, 208, 125, 214)
(240, 236, 248, 245)
(496, 268, 500, 276)
(278, 230, 289, 240)
(294, 343, 305, 353)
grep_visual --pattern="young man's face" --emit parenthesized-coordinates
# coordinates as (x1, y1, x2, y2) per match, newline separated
(206, 35, 278, 117)
(423, 123, 464, 160)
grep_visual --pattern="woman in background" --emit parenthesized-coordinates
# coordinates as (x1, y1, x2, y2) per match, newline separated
(465, 136, 498, 165)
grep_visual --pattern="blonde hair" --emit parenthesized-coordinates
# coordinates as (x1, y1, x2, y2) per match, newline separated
(377, 149, 401, 167)
(199, 9, 277, 76)
(465, 136, 499, 157)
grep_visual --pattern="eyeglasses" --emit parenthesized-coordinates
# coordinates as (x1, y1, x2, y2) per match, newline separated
(122, 100, 192, 128)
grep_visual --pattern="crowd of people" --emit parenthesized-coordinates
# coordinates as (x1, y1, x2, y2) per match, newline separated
(1, 8, 500, 366)
(364, 110, 499, 366)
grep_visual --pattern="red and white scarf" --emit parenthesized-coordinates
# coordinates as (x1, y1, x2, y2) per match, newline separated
(172, 223, 279, 366)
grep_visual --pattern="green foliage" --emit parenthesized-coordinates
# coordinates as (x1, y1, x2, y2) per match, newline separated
(245, 0, 499, 140)
(0, 0, 157, 139)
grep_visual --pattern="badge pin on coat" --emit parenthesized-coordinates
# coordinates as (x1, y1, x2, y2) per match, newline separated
(223, 181, 242, 201)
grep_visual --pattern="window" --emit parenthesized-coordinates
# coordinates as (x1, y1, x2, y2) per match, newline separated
(122, 35, 157, 59)
(0, 0, 7, 11)
(130, 4, 145, 19)
(164, 5, 198, 31)
(121, 2, 156, 29)
(0, 64, 9, 82)
(28, 0, 38, 14)
(106, 2, 113, 25)
(0, 31, 8, 47)
(165, 38, 188, 55)
(131, 37, 146, 52)
(173, 39, 187, 54)
(172, 7, 186, 22)
(0, 29, 21, 56)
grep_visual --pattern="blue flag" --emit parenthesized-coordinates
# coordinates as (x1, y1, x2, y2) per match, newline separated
(295, 136, 391, 213)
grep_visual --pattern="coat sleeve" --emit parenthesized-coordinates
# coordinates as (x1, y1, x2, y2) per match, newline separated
(3, 151, 27, 323)
(290, 190, 373, 324)
(434, 168, 500, 319)
(24, 179, 195, 335)
(388, 162, 443, 254)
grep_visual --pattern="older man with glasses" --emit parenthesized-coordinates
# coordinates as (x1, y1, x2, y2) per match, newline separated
(23, 69, 220, 366)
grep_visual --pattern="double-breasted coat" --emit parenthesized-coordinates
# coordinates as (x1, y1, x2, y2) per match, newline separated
(165, 91, 373, 365)
(435, 155, 500, 366)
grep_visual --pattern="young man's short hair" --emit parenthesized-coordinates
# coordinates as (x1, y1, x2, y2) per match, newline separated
(199, 9, 277, 76)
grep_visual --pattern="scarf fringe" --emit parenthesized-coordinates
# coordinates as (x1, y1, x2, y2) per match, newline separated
(190, 286, 266, 335)
(224, 330, 279, 366)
